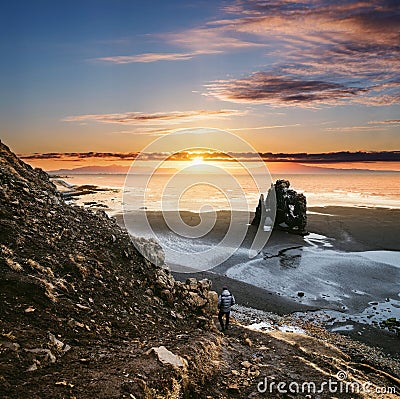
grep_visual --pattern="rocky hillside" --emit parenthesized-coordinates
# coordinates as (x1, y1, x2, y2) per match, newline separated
(1, 140, 399, 398)
(0, 140, 218, 398)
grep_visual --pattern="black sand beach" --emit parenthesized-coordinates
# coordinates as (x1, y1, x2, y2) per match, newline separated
(116, 207, 400, 354)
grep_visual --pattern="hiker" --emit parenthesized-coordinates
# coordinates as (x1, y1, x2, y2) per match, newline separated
(218, 286, 235, 331)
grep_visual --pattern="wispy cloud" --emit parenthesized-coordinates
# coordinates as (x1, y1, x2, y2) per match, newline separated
(202, 0, 400, 106)
(205, 72, 367, 107)
(93, 1, 399, 106)
(96, 50, 221, 64)
(63, 109, 245, 125)
(368, 119, 400, 125)
(324, 126, 387, 132)
(163, 26, 265, 52)
(229, 124, 300, 131)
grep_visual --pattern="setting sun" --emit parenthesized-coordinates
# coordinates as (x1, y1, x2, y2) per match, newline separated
(191, 156, 204, 166)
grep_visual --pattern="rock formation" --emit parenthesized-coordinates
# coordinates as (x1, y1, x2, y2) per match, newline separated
(252, 179, 308, 235)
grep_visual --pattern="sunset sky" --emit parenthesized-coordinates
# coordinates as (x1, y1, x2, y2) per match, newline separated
(1, 0, 399, 164)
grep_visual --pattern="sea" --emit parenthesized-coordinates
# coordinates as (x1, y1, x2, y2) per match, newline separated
(60, 171, 400, 214)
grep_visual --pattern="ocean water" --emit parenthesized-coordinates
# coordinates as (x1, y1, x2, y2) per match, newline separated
(62, 171, 400, 213)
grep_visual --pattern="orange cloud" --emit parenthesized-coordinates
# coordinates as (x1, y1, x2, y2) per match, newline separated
(62, 109, 245, 125)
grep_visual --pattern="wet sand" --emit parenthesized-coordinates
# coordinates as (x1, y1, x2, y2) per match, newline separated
(115, 207, 400, 353)
(115, 207, 400, 310)
(307, 206, 400, 251)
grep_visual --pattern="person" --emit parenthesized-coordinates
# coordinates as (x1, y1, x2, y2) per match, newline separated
(218, 286, 235, 331)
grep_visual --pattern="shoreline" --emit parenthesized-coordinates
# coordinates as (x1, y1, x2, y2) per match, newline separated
(47, 177, 400, 355)
(113, 207, 400, 355)
(171, 268, 400, 357)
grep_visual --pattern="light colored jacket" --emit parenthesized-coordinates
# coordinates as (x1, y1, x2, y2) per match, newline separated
(218, 289, 235, 312)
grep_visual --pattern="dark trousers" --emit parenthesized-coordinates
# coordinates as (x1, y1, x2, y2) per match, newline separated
(218, 310, 230, 330)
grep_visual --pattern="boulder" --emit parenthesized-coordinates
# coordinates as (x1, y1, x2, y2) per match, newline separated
(206, 291, 218, 313)
(150, 345, 186, 368)
(185, 277, 198, 291)
(187, 291, 207, 308)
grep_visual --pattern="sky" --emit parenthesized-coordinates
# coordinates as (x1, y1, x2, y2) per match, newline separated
(1, 0, 399, 162)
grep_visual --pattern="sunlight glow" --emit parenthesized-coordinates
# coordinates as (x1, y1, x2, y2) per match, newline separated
(191, 156, 204, 166)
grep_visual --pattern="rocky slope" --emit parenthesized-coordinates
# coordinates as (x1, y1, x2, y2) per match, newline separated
(1, 140, 399, 398)
(0, 140, 217, 398)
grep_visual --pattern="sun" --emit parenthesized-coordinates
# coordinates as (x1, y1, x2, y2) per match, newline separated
(191, 156, 204, 166)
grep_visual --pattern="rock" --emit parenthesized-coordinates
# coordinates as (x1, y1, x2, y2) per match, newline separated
(187, 292, 207, 308)
(274, 179, 307, 234)
(155, 270, 174, 290)
(25, 348, 57, 363)
(227, 383, 240, 393)
(196, 316, 210, 328)
(198, 279, 212, 293)
(241, 360, 252, 368)
(251, 193, 266, 227)
(186, 278, 198, 291)
(27, 363, 38, 372)
(252, 179, 307, 235)
(48, 332, 70, 353)
(206, 291, 218, 313)
(131, 236, 165, 266)
(160, 289, 174, 303)
(150, 346, 186, 368)
(0, 341, 20, 351)
(297, 292, 305, 297)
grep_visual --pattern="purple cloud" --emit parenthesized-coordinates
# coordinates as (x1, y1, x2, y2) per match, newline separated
(206, 72, 367, 106)
(63, 109, 245, 125)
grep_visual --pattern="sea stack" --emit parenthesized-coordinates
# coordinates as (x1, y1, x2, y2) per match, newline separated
(252, 179, 308, 235)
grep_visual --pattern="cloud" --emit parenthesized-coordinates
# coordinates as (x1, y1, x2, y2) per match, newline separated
(96, 22, 264, 64)
(368, 119, 400, 125)
(20, 152, 140, 161)
(229, 124, 300, 131)
(163, 26, 265, 52)
(205, 72, 367, 107)
(93, 1, 399, 106)
(202, 0, 399, 106)
(324, 126, 387, 132)
(113, 126, 237, 137)
(63, 109, 245, 125)
(223, 0, 399, 46)
(96, 50, 222, 64)
(112, 127, 172, 136)
(21, 150, 400, 163)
